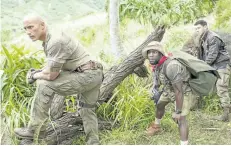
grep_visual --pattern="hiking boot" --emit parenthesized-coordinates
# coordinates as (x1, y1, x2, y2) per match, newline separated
(211, 107, 230, 122)
(146, 122, 161, 136)
(14, 127, 45, 139)
(20, 139, 34, 145)
(14, 128, 34, 139)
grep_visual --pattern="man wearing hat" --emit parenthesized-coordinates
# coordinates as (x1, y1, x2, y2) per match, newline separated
(142, 41, 197, 145)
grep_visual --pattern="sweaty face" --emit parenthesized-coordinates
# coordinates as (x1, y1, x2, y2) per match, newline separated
(147, 50, 162, 65)
(23, 19, 44, 41)
(194, 24, 207, 37)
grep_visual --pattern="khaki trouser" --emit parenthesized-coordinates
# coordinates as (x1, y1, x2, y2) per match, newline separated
(157, 91, 197, 116)
(216, 64, 231, 108)
(28, 69, 103, 145)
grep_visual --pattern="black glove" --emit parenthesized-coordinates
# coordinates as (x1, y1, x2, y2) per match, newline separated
(26, 68, 42, 84)
(151, 88, 162, 104)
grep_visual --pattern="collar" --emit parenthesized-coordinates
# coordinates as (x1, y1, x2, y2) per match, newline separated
(42, 31, 51, 48)
(201, 30, 209, 42)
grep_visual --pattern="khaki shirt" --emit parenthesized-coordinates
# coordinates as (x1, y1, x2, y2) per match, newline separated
(42, 31, 92, 71)
(156, 59, 191, 97)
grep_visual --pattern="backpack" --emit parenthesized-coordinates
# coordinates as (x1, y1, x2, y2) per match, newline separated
(165, 50, 220, 97)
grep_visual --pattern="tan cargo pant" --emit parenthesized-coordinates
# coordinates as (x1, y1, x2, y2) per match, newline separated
(157, 91, 197, 116)
(28, 69, 103, 145)
(216, 64, 231, 108)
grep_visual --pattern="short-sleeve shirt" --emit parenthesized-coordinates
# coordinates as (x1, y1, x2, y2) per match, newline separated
(156, 59, 191, 97)
(42, 31, 92, 71)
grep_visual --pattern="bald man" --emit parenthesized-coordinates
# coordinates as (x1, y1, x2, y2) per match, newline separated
(14, 14, 103, 145)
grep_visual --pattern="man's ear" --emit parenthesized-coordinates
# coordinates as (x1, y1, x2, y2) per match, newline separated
(41, 22, 45, 30)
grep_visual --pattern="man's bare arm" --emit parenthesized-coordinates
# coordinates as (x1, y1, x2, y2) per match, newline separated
(172, 81, 184, 111)
(33, 60, 63, 81)
(33, 66, 60, 81)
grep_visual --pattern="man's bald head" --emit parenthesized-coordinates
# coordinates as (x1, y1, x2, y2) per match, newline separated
(23, 14, 46, 25)
(23, 14, 47, 41)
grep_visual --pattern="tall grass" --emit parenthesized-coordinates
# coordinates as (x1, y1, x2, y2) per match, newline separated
(1, 44, 44, 144)
(97, 74, 156, 130)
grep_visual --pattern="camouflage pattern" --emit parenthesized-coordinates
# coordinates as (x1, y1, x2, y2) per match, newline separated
(216, 64, 231, 108)
(155, 59, 197, 115)
(28, 31, 103, 144)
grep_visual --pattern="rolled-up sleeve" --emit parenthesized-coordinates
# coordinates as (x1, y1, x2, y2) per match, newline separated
(46, 41, 70, 72)
(166, 63, 184, 84)
(47, 41, 70, 63)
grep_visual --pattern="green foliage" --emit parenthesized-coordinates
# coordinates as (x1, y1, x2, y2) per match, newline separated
(97, 74, 155, 130)
(1, 45, 44, 103)
(72, 135, 86, 145)
(119, 0, 214, 26)
(164, 28, 191, 52)
(201, 94, 222, 114)
(1, 30, 13, 42)
(76, 27, 96, 46)
(214, 0, 231, 28)
(1, 44, 44, 143)
(65, 96, 77, 112)
(100, 109, 231, 145)
(99, 50, 115, 64)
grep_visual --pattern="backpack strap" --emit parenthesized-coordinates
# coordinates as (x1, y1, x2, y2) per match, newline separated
(162, 58, 172, 80)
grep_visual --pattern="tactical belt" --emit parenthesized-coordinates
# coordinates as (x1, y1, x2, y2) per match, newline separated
(78, 101, 96, 108)
(75, 60, 103, 73)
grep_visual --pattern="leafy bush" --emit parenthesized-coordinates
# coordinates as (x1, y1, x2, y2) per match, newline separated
(1, 44, 44, 143)
(76, 27, 97, 46)
(119, 0, 214, 26)
(214, 0, 231, 29)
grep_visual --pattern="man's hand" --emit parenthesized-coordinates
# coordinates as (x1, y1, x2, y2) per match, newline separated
(151, 88, 162, 104)
(26, 68, 42, 84)
(172, 112, 181, 124)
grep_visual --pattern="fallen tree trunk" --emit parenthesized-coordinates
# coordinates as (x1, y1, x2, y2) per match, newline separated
(20, 112, 112, 145)
(98, 26, 166, 102)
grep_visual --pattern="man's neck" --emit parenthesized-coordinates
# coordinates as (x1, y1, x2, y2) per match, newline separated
(40, 29, 48, 42)
(151, 56, 168, 71)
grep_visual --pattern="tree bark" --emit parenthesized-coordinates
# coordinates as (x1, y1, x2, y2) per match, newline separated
(20, 112, 112, 145)
(50, 94, 65, 120)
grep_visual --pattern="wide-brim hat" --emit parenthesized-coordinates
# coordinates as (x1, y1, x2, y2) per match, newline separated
(142, 41, 165, 59)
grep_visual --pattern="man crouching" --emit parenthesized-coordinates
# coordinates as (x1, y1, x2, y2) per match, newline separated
(142, 41, 197, 145)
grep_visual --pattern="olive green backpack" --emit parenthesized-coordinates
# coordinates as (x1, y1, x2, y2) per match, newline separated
(166, 50, 220, 97)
